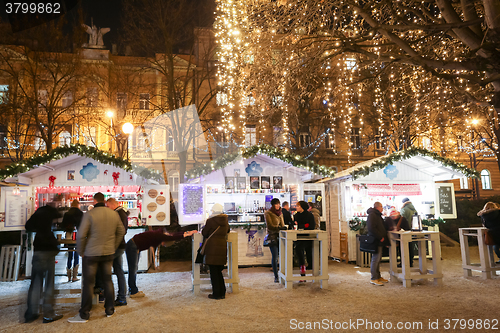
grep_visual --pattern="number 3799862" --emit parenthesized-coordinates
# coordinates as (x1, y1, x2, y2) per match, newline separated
(5, 2, 61, 14)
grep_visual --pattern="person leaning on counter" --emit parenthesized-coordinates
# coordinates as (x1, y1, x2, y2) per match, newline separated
(125, 228, 198, 298)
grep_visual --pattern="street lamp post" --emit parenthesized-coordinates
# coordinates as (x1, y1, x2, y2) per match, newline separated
(122, 122, 134, 161)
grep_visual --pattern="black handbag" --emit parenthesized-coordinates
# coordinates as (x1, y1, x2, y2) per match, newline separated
(195, 226, 220, 264)
(263, 233, 278, 247)
(359, 235, 378, 253)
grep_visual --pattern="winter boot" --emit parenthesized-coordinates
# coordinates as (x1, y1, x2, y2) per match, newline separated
(67, 268, 72, 282)
(72, 265, 80, 282)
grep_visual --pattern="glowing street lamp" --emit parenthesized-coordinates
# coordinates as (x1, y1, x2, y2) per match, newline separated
(122, 122, 134, 160)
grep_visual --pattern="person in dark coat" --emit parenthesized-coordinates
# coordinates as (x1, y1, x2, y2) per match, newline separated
(24, 202, 63, 323)
(282, 201, 294, 230)
(477, 202, 500, 263)
(62, 200, 83, 282)
(294, 200, 315, 280)
(367, 202, 388, 286)
(202, 203, 230, 300)
(106, 198, 130, 306)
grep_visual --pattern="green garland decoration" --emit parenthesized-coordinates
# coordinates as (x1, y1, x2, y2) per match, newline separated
(0, 144, 163, 182)
(350, 147, 480, 180)
(185, 144, 338, 179)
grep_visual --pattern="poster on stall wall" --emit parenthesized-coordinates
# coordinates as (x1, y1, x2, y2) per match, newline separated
(1, 188, 29, 229)
(178, 184, 205, 225)
(289, 185, 298, 213)
(142, 185, 170, 226)
(303, 184, 325, 220)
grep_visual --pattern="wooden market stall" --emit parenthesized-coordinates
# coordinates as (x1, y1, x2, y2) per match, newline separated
(0, 145, 169, 278)
(182, 145, 335, 266)
(320, 148, 478, 262)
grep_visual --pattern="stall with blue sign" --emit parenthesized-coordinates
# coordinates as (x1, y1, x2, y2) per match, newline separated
(319, 148, 478, 262)
(184, 145, 333, 266)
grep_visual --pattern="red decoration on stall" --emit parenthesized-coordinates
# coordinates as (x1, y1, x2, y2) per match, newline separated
(112, 172, 120, 185)
(148, 215, 151, 218)
(104, 170, 108, 175)
(48, 176, 56, 188)
(129, 174, 133, 180)
(160, 191, 163, 195)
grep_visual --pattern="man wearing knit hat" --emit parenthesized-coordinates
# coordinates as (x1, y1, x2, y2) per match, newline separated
(400, 198, 417, 267)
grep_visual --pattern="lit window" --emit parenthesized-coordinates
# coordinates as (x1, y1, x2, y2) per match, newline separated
(345, 57, 357, 70)
(325, 129, 335, 149)
(216, 92, 227, 106)
(34, 133, 46, 151)
(242, 95, 255, 106)
(245, 126, 256, 147)
(87, 87, 98, 107)
(422, 137, 432, 150)
(0, 85, 8, 104)
(299, 132, 311, 147)
(459, 177, 469, 189)
(375, 128, 386, 150)
(481, 170, 492, 190)
(272, 96, 283, 107)
(38, 89, 48, 108)
(350, 127, 360, 149)
(62, 91, 73, 108)
(117, 92, 127, 117)
(139, 93, 150, 110)
(273, 127, 284, 147)
(59, 131, 71, 146)
(167, 130, 176, 152)
(168, 171, 180, 192)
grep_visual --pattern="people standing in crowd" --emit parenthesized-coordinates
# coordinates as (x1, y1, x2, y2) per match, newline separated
(477, 202, 500, 264)
(294, 201, 315, 281)
(24, 202, 63, 323)
(125, 227, 197, 298)
(385, 209, 413, 267)
(106, 198, 130, 306)
(61, 200, 83, 283)
(264, 199, 285, 283)
(308, 202, 321, 230)
(68, 193, 125, 323)
(281, 201, 294, 230)
(367, 202, 388, 286)
(202, 203, 230, 299)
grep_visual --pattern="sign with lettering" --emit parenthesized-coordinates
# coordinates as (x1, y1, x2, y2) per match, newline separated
(435, 183, 456, 219)
(5, 190, 28, 228)
(178, 184, 205, 225)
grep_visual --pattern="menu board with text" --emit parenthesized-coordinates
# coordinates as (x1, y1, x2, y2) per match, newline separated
(5, 190, 28, 228)
(179, 184, 205, 225)
(435, 183, 456, 219)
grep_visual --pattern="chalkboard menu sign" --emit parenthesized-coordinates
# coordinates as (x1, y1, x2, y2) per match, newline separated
(438, 186, 453, 215)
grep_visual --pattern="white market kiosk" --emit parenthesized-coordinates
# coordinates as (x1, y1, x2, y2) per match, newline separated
(181, 147, 331, 266)
(0, 146, 169, 277)
(321, 150, 477, 262)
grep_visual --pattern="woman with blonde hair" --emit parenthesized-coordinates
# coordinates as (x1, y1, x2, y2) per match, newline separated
(477, 202, 500, 264)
